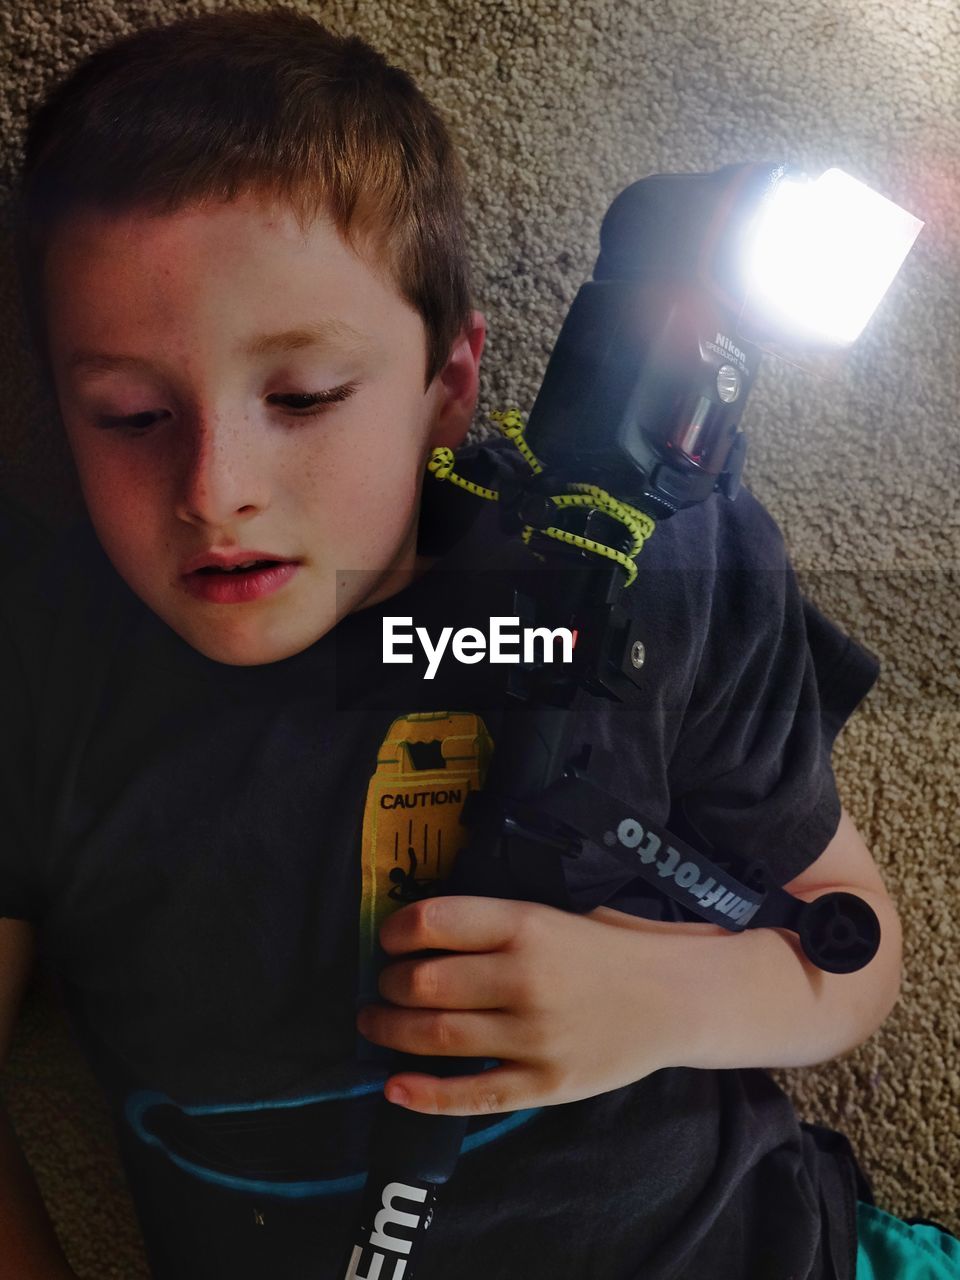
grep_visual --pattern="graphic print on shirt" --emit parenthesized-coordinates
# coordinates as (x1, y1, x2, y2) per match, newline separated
(124, 709, 542, 1199)
(355, 710, 494, 1031)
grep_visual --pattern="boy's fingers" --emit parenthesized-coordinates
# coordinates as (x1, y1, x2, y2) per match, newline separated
(384, 1065, 539, 1117)
(377, 895, 534, 956)
(377, 952, 513, 1010)
(357, 1006, 515, 1060)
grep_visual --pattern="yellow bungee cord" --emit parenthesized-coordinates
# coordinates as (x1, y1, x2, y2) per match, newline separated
(426, 409, 656, 588)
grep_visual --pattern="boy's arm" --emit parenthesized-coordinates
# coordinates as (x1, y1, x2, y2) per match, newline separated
(0, 918, 79, 1280)
(592, 804, 903, 1070)
(361, 806, 902, 1115)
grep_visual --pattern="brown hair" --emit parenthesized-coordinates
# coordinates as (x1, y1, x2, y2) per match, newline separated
(15, 6, 473, 389)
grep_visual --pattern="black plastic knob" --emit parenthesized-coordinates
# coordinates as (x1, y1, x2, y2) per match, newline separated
(797, 892, 882, 974)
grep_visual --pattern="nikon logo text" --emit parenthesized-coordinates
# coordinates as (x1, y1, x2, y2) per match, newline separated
(383, 616, 574, 680)
(345, 1180, 427, 1279)
(715, 332, 746, 364)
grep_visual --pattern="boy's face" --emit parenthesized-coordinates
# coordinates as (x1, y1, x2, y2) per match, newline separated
(43, 193, 484, 665)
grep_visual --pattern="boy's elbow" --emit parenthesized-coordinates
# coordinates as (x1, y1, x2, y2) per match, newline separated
(834, 890, 903, 1056)
(783, 808, 904, 1044)
(874, 891, 903, 1028)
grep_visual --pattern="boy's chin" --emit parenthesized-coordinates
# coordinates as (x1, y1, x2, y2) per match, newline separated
(166, 608, 338, 668)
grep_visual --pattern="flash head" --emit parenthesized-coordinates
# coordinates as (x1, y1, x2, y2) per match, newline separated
(522, 163, 922, 518)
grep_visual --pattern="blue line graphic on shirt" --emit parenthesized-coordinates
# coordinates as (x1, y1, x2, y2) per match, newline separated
(124, 710, 540, 1198)
(124, 1081, 540, 1199)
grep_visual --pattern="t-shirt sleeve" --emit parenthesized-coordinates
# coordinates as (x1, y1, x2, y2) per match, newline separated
(0, 609, 42, 921)
(666, 490, 880, 888)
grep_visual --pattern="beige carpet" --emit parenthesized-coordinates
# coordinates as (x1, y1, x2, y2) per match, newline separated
(1, 1, 957, 1274)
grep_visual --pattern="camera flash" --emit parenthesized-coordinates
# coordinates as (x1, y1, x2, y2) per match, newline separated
(742, 168, 924, 347)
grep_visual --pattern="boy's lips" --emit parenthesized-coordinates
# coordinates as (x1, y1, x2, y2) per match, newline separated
(179, 549, 302, 604)
(180, 549, 299, 575)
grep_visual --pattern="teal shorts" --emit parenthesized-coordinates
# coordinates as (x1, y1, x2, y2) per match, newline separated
(856, 1201, 960, 1279)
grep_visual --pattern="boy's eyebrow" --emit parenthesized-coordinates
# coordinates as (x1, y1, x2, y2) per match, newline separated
(240, 319, 374, 358)
(67, 319, 374, 376)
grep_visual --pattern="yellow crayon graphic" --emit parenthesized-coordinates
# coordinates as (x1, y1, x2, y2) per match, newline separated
(356, 712, 493, 1019)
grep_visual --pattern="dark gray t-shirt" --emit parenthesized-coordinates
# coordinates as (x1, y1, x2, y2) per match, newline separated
(0, 458, 880, 1280)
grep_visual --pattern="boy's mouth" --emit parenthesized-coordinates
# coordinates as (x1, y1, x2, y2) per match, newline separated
(181, 549, 298, 577)
(179, 554, 301, 604)
(194, 559, 280, 575)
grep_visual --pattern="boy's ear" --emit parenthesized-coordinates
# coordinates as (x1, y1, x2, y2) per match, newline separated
(428, 310, 486, 450)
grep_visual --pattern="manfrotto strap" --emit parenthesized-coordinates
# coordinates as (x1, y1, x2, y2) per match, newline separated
(460, 764, 880, 975)
(536, 767, 765, 928)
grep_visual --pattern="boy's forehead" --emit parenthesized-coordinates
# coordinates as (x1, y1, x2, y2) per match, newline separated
(44, 193, 415, 361)
(67, 317, 377, 380)
(48, 191, 385, 275)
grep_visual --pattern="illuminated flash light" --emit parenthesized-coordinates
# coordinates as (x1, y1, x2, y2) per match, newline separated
(742, 168, 924, 347)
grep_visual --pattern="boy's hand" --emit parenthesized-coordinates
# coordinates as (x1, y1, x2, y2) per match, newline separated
(355, 895, 684, 1117)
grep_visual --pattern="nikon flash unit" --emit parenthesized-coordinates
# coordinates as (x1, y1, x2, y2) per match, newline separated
(522, 162, 923, 519)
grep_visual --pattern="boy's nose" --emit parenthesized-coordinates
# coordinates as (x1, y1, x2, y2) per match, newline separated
(174, 417, 270, 527)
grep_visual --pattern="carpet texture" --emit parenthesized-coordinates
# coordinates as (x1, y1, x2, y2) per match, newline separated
(0, 1, 957, 1275)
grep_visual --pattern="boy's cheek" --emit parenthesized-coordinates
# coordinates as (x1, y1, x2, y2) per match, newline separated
(61, 426, 146, 510)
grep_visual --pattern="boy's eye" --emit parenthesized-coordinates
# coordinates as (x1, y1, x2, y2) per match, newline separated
(95, 384, 357, 431)
(267, 383, 358, 415)
(96, 410, 164, 432)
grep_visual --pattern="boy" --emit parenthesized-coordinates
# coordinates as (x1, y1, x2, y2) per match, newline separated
(0, 8, 904, 1278)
